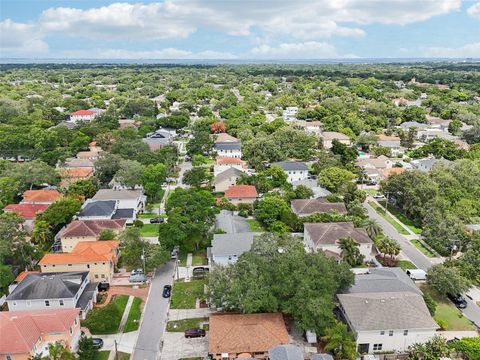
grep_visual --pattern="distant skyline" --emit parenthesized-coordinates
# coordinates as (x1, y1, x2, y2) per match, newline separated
(1, 0, 480, 60)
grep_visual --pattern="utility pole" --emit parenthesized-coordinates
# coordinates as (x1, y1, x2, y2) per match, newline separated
(114, 340, 118, 360)
(449, 237, 459, 261)
(141, 248, 146, 275)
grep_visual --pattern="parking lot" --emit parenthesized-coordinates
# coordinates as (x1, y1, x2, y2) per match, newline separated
(161, 332, 208, 360)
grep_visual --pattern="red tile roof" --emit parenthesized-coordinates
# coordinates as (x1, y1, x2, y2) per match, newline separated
(3, 203, 49, 219)
(61, 219, 126, 238)
(39, 240, 119, 265)
(22, 189, 62, 203)
(216, 157, 246, 166)
(60, 167, 94, 178)
(0, 308, 79, 354)
(71, 110, 96, 116)
(224, 185, 258, 199)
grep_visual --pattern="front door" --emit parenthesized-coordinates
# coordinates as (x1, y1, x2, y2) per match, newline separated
(358, 343, 369, 354)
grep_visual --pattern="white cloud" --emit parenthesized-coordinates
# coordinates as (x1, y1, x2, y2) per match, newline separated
(467, 2, 480, 19)
(250, 41, 343, 59)
(421, 42, 480, 58)
(61, 48, 237, 60)
(0, 19, 48, 56)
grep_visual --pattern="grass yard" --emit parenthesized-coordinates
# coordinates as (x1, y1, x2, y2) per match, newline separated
(192, 251, 207, 266)
(178, 251, 188, 266)
(96, 351, 110, 360)
(138, 213, 158, 219)
(411, 239, 435, 258)
(421, 285, 476, 331)
(387, 206, 423, 235)
(171, 279, 206, 309)
(397, 260, 417, 270)
(81, 295, 129, 334)
(368, 201, 409, 235)
(247, 219, 264, 232)
(124, 297, 142, 332)
(364, 189, 378, 196)
(139, 224, 159, 237)
(166, 317, 208, 332)
(117, 352, 131, 360)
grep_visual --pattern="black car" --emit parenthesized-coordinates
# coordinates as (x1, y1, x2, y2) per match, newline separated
(448, 293, 467, 309)
(163, 285, 172, 298)
(92, 338, 104, 349)
(150, 217, 164, 224)
(98, 282, 110, 292)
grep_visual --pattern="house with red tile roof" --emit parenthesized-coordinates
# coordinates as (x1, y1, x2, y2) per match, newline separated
(0, 308, 81, 360)
(214, 156, 248, 176)
(69, 109, 97, 122)
(59, 219, 126, 252)
(59, 167, 94, 188)
(3, 203, 50, 232)
(224, 185, 258, 205)
(39, 241, 119, 282)
(21, 189, 62, 205)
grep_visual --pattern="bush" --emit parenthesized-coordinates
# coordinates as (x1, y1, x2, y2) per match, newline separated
(423, 293, 437, 316)
(238, 210, 248, 218)
(133, 220, 144, 228)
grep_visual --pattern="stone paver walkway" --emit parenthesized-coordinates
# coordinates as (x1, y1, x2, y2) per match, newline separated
(118, 296, 134, 333)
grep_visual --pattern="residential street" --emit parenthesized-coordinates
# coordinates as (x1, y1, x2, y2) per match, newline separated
(132, 261, 175, 360)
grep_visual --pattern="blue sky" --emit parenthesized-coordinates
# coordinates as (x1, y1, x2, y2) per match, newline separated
(1, 0, 479, 59)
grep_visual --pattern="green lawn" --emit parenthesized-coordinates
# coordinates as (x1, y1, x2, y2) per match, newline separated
(166, 317, 208, 332)
(421, 285, 476, 331)
(124, 297, 142, 332)
(411, 239, 435, 258)
(96, 351, 110, 360)
(81, 295, 129, 334)
(117, 352, 131, 360)
(387, 206, 423, 235)
(138, 213, 157, 219)
(247, 219, 264, 232)
(368, 201, 409, 235)
(364, 189, 378, 196)
(192, 251, 207, 266)
(171, 279, 206, 309)
(178, 252, 188, 266)
(139, 224, 159, 237)
(397, 260, 417, 270)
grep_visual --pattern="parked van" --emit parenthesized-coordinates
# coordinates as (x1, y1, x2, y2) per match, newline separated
(406, 269, 427, 281)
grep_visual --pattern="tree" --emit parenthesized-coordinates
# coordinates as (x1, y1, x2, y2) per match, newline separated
(36, 197, 82, 234)
(448, 337, 480, 360)
(294, 185, 314, 199)
(99, 229, 117, 240)
(77, 336, 99, 360)
(427, 264, 470, 296)
(317, 167, 356, 194)
(331, 139, 357, 165)
(376, 237, 400, 259)
(402, 106, 426, 123)
(254, 195, 294, 230)
(448, 119, 462, 135)
(407, 335, 450, 360)
(361, 219, 382, 239)
(322, 321, 358, 360)
(399, 128, 417, 149)
(0, 176, 19, 207)
(0, 264, 14, 296)
(94, 153, 122, 185)
(411, 138, 465, 160)
(66, 179, 97, 198)
(114, 160, 145, 189)
(31, 220, 52, 248)
(141, 163, 167, 200)
(339, 237, 364, 266)
(182, 167, 212, 187)
(46, 341, 75, 360)
(210, 121, 226, 133)
(0, 212, 28, 264)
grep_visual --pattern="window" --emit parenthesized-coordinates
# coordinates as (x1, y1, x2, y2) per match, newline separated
(87, 264, 90, 269)
(45, 300, 50, 307)
(380, 331, 385, 335)
(74, 319, 77, 326)
(26, 300, 31, 307)
(6, 354, 13, 360)
(389, 330, 394, 336)
(101, 274, 105, 278)
(69, 327, 73, 335)
(68, 264, 72, 266)
(403, 330, 408, 336)
(95, 274, 99, 278)
(373, 344, 383, 351)
(59, 300, 64, 306)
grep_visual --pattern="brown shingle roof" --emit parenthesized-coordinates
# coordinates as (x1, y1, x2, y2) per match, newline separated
(61, 219, 126, 238)
(304, 222, 372, 247)
(291, 199, 346, 216)
(209, 313, 289, 355)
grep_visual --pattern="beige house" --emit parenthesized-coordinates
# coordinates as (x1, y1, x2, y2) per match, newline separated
(321, 132, 352, 149)
(59, 219, 126, 252)
(224, 185, 258, 205)
(214, 167, 244, 193)
(39, 241, 119, 282)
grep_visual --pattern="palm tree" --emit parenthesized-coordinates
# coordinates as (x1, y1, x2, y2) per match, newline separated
(377, 237, 401, 259)
(339, 237, 364, 266)
(47, 341, 74, 360)
(361, 218, 382, 239)
(31, 220, 52, 247)
(322, 321, 358, 360)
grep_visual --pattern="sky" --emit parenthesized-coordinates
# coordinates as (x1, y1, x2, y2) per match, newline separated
(1, 0, 479, 60)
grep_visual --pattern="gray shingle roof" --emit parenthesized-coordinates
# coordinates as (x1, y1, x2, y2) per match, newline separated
(273, 161, 308, 171)
(92, 189, 143, 201)
(269, 345, 304, 360)
(214, 167, 244, 185)
(304, 222, 372, 246)
(291, 199, 346, 216)
(79, 200, 116, 217)
(7, 272, 89, 301)
(214, 141, 242, 151)
(112, 208, 135, 219)
(343, 268, 421, 295)
(211, 232, 259, 257)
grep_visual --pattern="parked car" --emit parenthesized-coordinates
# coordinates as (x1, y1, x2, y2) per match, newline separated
(171, 245, 180, 259)
(184, 328, 206, 338)
(405, 269, 427, 281)
(92, 338, 104, 349)
(150, 217, 164, 224)
(192, 267, 209, 278)
(447, 293, 467, 309)
(129, 273, 147, 283)
(162, 285, 171, 298)
(373, 193, 385, 199)
(97, 282, 110, 292)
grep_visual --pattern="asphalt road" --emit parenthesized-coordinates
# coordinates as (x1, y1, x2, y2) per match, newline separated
(133, 261, 175, 360)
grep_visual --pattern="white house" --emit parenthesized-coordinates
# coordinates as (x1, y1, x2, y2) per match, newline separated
(214, 141, 242, 158)
(337, 268, 438, 354)
(69, 109, 100, 122)
(214, 157, 248, 176)
(6, 271, 97, 319)
(207, 233, 257, 266)
(91, 189, 146, 214)
(273, 161, 309, 183)
(282, 107, 298, 121)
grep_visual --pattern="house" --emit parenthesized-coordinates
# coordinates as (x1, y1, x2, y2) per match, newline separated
(321, 132, 352, 149)
(69, 109, 98, 122)
(91, 189, 146, 214)
(6, 271, 97, 319)
(208, 232, 257, 266)
(214, 157, 248, 176)
(215, 133, 238, 143)
(209, 313, 289, 360)
(356, 156, 395, 184)
(224, 185, 258, 204)
(337, 268, 438, 354)
(214, 168, 244, 193)
(39, 241, 119, 283)
(303, 222, 374, 261)
(269, 345, 304, 360)
(410, 157, 450, 172)
(292, 179, 331, 198)
(377, 135, 404, 157)
(273, 161, 309, 183)
(398, 121, 429, 132)
(59, 167, 94, 188)
(142, 130, 174, 151)
(3, 204, 49, 231)
(282, 106, 298, 121)
(118, 119, 139, 129)
(58, 219, 126, 252)
(77, 200, 117, 220)
(61, 157, 95, 169)
(0, 308, 81, 360)
(291, 198, 346, 217)
(215, 210, 250, 234)
(214, 141, 242, 158)
(383, 167, 405, 179)
(21, 189, 62, 205)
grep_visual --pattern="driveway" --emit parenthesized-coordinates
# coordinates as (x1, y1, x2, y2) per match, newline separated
(161, 332, 208, 360)
(132, 261, 175, 360)
(215, 210, 250, 233)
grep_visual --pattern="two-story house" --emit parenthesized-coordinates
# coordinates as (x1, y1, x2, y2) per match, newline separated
(214, 142, 242, 159)
(273, 161, 309, 183)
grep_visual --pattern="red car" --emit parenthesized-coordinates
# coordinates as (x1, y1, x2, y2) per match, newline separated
(184, 328, 206, 338)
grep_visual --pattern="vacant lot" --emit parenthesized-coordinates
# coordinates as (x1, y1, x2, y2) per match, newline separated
(82, 295, 129, 334)
(171, 280, 206, 309)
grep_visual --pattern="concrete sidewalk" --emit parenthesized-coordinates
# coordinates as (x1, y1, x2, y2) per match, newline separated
(118, 296, 134, 333)
(168, 308, 213, 321)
